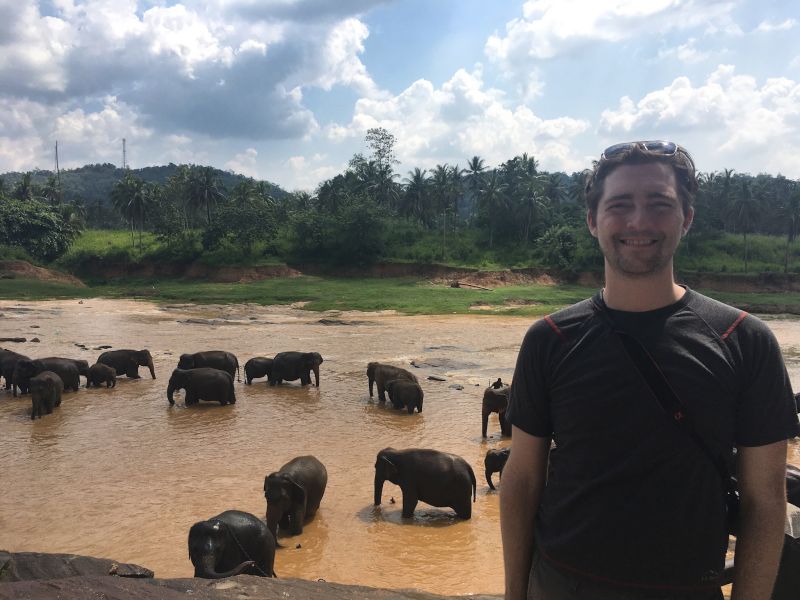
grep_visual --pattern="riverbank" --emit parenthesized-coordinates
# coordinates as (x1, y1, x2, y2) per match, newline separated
(2, 260, 800, 315)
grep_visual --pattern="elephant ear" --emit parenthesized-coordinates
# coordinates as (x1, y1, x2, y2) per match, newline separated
(287, 476, 306, 505)
(380, 456, 398, 478)
(265, 474, 282, 501)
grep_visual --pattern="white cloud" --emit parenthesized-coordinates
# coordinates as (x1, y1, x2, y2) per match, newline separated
(657, 38, 713, 64)
(0, 1, 379, 143)
(598, 65, 800, 176)
(224, 147, 259, 177)
(329, 66, 590, 173)
(755, 19, 796, 33)
(283, 155, 341, 191)
(485, 0, 737, 74)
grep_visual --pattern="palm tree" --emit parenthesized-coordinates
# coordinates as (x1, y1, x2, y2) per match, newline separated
(12, 172, 36, 201)
(464, 156, 487, 223)
(402, 168, 429, 223)
(111, 173, 154, 250)
(727, 180, 760, 272)
(187, 166, 225, 224)
(478, 170, 507, 248)
(784, 192, 800, 273)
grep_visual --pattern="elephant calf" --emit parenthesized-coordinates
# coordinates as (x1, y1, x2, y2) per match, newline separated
(385, 379, 424, 414)
(87, 363, 117, 388)
(30, 371, 63, 420)
(244, 357, 274, 385)
(367, 362, 418, 402)
(264, 455, 328, 538)
(374, 447, 476, 519)
(482, 379, 511, 438)
(188, 510, 276, 578)
(484, 447, 511, 490)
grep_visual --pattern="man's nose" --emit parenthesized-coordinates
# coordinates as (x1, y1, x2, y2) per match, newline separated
(626, 206, 650, 229)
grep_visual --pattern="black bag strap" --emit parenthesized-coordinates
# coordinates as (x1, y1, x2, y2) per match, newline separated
(615, 328, 737, 495)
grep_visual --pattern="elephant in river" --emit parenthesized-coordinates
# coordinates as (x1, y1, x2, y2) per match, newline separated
(385, 379, 424, 414)
(484, 447, 511, 490)
(1, 349, 29, 393)
(367, 362, 418, 402)
(97, 349, 156, 379)
(188, 510, 276, 578)
(374, 447, 476, 519)
(269, 352, 323, 387)
(87, 362, 117, 388)
(167, 368, 236, 406)
(244, 357, 274, 385)
(264, 455, 328, 539)
(179, 351, 240, 381)
(30, 371, 63, 420)
(13, 358, 80, 397)
(482, 378, 511, 438)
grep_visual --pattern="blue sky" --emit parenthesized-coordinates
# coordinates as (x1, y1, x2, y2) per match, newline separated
(1, 0, 799, 191)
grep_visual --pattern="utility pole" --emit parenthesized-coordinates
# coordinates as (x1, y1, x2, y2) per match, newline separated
(54, 141, 62, 203)
(442, 208, 447, 261)
(122, 138, 127, 169)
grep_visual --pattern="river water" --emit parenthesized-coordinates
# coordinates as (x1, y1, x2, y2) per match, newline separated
(1, 299, 799, 596)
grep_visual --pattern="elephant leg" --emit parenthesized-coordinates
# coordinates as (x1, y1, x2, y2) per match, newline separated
(482, 408, 490, 438)
(186, 391, 197, 405)
(499, 410, 511, 436)
(406, 401, 414, 414)
(454, 498, 472, 519)
(417, 398, 423, 413)
(377, 382, 387, 402)
(290, 506, 305, 535)
(300, 373, 310, 385)
(401, 489, 418, 518)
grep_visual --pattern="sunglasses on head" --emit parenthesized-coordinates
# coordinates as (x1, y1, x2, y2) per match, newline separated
(600, 140, 695, 174)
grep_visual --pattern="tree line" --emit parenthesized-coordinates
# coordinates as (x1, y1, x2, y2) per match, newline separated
(2, 128, 800, 273)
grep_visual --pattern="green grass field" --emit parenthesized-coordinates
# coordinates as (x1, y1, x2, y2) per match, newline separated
(3, 275, 800, 317)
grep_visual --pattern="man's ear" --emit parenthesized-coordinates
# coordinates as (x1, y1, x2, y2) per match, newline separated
(682, 206, 695, 237)
(586, 209, 598, 238)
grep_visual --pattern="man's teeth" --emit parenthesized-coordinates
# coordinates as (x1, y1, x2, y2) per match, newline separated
(621, 239, 654, 246)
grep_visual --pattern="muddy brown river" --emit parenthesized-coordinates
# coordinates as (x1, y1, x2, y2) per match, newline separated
(1, 299, 799, 595)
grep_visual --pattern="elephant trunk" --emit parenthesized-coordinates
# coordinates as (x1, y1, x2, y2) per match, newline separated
(195, 553, 252, 579)
(147, 357, 156, 379)
(368, 376, 374, 397)
(485, 469, 496, 490)
(265, 507, 281, 542)
(373, 473, 384, 506)
(313, 365, 320, 387)
(167, 382, 176, 405)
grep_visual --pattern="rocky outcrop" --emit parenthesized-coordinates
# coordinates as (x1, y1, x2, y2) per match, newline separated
(0, 552, 501, 600)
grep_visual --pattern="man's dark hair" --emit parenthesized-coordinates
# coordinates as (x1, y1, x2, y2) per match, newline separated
(583, 144, 698, 216)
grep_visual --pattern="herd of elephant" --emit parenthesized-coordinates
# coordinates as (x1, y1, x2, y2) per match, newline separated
(1, 345, 515, 580)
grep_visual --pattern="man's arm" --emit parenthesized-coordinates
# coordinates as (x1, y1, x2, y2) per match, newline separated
(731, 440, 788, 600)
(500, 426, 551, 600)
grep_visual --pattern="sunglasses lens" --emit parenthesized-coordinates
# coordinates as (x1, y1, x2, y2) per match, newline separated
(602, 142, 634, 159)
(641, 140, 677, 155)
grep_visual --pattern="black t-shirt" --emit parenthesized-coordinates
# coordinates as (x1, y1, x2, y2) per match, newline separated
(507, 288, 799, 591)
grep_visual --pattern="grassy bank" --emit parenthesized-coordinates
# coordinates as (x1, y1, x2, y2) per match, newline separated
(3, 276, 800, 317)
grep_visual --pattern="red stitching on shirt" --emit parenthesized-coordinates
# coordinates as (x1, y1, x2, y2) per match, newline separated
(720, 311, 748, 340)
(544, 315, 568, 343)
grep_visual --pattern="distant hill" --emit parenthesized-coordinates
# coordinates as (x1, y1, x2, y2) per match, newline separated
(0, 163, 289, 206)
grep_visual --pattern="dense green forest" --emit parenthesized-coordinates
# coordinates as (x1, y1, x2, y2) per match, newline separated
(1, 128, 799, 275)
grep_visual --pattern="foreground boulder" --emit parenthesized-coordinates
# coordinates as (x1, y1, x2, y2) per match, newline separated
(0, 550, 153, 582)
(0, 551, 500, 600)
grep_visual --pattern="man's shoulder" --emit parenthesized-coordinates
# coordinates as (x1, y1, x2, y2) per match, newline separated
(683, 288, 767, 338)
(527, 297, 599, 344)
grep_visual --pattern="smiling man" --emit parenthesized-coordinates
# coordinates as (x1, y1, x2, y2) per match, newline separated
(501, 141, 799, 600)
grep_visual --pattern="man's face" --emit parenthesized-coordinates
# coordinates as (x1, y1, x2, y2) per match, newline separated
(587, 162, 694, 278)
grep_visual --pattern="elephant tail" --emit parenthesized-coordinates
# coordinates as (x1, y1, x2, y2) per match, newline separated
(468, 464, 477, 502)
